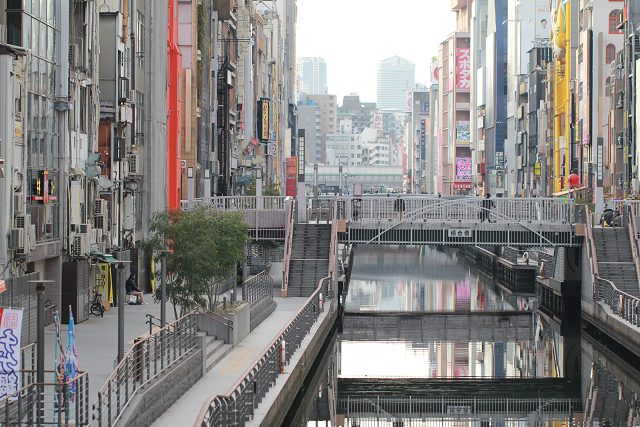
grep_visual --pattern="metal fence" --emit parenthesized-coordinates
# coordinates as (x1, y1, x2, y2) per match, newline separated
(243, 271, 273, 306)
(340, 197, 573, 224)
(92, 313, 198, 427)
(282, 199, 296, 295)
(337, 396, 580, 425)
(0, 371, 90, 427)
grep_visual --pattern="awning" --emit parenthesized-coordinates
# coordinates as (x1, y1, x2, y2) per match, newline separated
(552, 186, 587, 197)
(90, 252, 117, 263)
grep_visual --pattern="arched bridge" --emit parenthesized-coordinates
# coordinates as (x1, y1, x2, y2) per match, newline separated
(181, 195, 581, 247)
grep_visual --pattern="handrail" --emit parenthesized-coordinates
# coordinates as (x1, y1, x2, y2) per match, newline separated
(194, 305, 234, 326)
(243, 271, 273, 305)
(282, 198, 295, 296)
(627, 206, 640, 291)
(586, 205, 640, 327)
(93, 311, 198, 426)
(194, 307, 235, 328)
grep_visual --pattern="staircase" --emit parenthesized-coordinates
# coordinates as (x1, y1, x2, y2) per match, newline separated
(198, 332, 233, 372)
(286, 223, 331, 298)
(592, 228, 640, 298)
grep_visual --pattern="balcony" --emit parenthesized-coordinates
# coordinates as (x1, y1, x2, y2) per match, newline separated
(451, 0, 465, 10)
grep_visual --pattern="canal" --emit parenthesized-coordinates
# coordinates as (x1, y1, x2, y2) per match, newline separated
(281, 245, 640, 426)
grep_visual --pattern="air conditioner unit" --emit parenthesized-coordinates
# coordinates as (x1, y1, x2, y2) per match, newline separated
(69, 43, 82, 69)
(72, 233, 90, 257)
(94, 199, 107, 216)
(128, 153, 140, 175)
(13, 192, 23, 213)
(78, 223, 91, 234)
(93, 215, 108, 233)
(14, 214, 30, 229)
(9, 229, 24, 249)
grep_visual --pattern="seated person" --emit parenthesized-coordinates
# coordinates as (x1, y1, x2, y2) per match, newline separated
(125, 273, 146, 304)
(612, 211, 623, 227)
(603, 209, 614, 226)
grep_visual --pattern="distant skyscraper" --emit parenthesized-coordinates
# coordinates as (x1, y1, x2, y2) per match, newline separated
(376, 56, 415, 110)
(297, 57, 328, 95)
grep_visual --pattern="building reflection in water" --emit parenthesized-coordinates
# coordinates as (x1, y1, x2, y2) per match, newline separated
(291, 246, 640, 426)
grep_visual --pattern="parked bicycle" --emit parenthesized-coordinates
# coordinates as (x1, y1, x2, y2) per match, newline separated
(91, 287, 105, 317)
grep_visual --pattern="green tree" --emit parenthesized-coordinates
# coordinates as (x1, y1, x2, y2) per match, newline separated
(144, 206, 250, 318)
(244, 176, 280, 196)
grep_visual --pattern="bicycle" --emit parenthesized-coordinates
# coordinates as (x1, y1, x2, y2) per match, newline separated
(90, 287, 105, 317)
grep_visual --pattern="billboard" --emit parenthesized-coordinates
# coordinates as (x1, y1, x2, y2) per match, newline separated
(456, 48, 471, 90)
(258, 98, 270, 141)
(456, 157, 472, 180)
(456, 121, 471, 144)
(0, 308, 24, 400)
(373, 113, 383, 131)
(420, 119, 426, 160)
(430, 60, 439, 85)
(406, 91, 413, 113)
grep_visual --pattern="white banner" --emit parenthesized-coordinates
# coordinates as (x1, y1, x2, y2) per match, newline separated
(0, 308, 23, 400)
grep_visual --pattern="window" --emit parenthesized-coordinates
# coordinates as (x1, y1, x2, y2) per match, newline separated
(605, 77, 611, 97)
(606, 44, 616, 63)
(609, 10, 621, 34)
(137, 11, 145, 67)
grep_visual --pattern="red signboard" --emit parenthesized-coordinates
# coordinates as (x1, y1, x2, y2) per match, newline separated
(43, 171, 49, 204)
(286, 177, 296, 197)
(286, 157, 297, 177)
(453, 182, 472, 189)
(457, 48, 471, 90)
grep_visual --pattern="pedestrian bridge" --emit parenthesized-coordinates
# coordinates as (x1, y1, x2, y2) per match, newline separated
(181, 196, 580, 246)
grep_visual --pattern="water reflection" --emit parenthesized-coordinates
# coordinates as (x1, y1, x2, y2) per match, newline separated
(288, 245, 640, 426)
(345, 246, 535, 313)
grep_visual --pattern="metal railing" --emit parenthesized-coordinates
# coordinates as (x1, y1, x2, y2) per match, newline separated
(180, 196, 286, 211)
(92, 312, 198, 427)
(337, 396, 580, 423)
(0, 371, 90, 427)
(194, 201, 339, 427)
(282, 199, 296, 296)
(243, 271, 273, 306)
(585, 206, 640, 327)
(247, 244, 283, 266)
(340, 197, 573, 224)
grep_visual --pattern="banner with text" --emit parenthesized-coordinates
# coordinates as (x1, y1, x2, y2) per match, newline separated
(457, 48, 471, 90)
(456, 157, 472, 180)
(0, 308, 23, 400)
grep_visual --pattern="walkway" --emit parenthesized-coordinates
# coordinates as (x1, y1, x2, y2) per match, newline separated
(151, 296, 307, 427)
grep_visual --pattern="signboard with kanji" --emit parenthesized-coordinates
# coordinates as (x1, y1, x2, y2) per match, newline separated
(0, 308, 23, 400)
(457, 48, 471, 90)
(456, 157, 472, 180)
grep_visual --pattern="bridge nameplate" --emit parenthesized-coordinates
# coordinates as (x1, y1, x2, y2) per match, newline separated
(448, 229, 472, 238)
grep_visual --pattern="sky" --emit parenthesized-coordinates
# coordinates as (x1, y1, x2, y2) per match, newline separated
(296, 0, 457, 105)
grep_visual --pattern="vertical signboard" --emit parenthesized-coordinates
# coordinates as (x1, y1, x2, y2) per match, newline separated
(286, 157, 297, 197)
(457, 48, 471, 90)
(406, 91, 413, 113)
(373, 113, 383, 131)
(0, 308, 24, 400)
(420, 119, 426, 160)
(456, 157, 472, 180)
(456, 121, 471, 144)
(258, 98, 270, 142)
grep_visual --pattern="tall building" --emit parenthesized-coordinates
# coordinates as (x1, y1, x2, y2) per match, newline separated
(301, 93, 337, 164)
(297, 57, 328, 95)
(376, 56, 415, 111)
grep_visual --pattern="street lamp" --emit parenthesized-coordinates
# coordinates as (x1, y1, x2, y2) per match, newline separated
(29, 279, 54, 427)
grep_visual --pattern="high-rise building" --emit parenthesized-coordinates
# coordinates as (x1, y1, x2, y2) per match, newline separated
(376, 56, 415, 110)
(297, 57, 328, 95)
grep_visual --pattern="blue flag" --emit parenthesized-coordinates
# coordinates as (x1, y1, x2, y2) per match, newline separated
(65, 306, 78, 400)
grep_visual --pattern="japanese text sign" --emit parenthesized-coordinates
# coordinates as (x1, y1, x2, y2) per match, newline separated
(0, 308, 23, 400)
(457, 48, 471, 90)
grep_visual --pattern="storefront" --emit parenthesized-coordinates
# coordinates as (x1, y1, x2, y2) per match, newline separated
(453, 182, 472, 195)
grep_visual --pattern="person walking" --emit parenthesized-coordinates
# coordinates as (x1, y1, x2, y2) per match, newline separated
(481, 193, 495, 223)
(125, 273, 146, 304)
(394, 195, 405, 221)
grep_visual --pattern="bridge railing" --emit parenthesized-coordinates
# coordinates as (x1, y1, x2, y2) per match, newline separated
(281, 198, 296, 297)
(585, 205, 640, 327)
(180, 196, 286, 211)
(340, 197, 572, 224)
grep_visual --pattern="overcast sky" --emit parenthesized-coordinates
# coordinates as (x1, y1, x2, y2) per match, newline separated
(296, 0, 457, 105)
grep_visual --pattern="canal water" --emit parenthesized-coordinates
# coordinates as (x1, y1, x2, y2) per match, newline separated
(281, 245, 640, 426)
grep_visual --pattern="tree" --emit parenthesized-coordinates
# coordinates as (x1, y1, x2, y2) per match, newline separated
(144, 206, 250, 318)
(244, 176, 280, 196)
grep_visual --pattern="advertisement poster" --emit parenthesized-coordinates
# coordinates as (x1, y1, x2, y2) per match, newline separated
(286, 157, 297, 177)
(0, 308, 24, 400)
(456, 48, 471, 90)
(406, 91, 413, 113)
(98, 263, 113, 307)
(456, 121, 471, 144)
(420, 119, 426, 160)
(286, 177, 296, 197)
(456, 157, 472, 180)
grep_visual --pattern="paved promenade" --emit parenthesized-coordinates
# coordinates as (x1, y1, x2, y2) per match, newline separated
(151, 296, 307, 427)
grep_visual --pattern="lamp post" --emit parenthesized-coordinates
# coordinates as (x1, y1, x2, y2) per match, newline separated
(158, 251, 170, 328)
(115, 260, 132, 363)
(29, 279, 54, 427)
